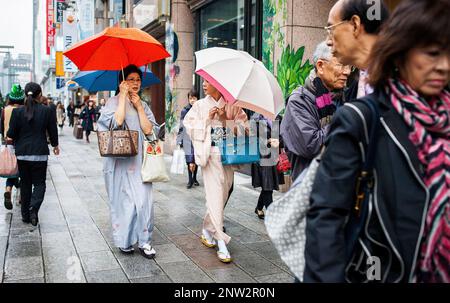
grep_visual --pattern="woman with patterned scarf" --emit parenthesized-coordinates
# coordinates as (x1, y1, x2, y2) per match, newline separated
(304, 0, 449, 283)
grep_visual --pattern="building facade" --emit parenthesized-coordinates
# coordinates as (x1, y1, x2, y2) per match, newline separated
(126, 0, 402, 153)
(33, 0, 403, 150)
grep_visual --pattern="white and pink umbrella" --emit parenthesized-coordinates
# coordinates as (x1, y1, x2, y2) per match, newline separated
(195, 47, 284, 120)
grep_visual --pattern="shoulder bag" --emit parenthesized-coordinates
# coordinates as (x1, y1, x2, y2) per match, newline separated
(265, 96, 380, 281)
(97, 120, 138, 157)
(141, 132, 170, 183)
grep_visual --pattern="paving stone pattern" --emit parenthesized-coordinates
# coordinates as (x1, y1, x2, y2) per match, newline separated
(0, 127, 294, 283)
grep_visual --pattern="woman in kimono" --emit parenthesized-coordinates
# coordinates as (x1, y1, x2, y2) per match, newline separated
(183, 80, 248, 263)
(97, 64, 159, 259)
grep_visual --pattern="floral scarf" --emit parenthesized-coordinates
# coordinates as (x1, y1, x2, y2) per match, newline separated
(388, 78, 450, 283)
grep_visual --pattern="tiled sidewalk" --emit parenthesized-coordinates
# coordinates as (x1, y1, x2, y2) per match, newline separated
(0, 126, 294, 283)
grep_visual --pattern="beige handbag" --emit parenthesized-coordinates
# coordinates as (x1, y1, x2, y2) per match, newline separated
(141, 133, 169, 183)
(0, 144, 19, 178)
(97, 121, 138, 157)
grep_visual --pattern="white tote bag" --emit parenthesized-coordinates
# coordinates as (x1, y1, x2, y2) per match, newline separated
(170, 147, 186, 175)
(141, 135, 170, 183)
(264, 154, 321, 281)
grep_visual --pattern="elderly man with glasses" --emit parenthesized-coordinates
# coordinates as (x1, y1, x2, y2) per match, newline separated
(326, 0, 389, 99)
(280, 41, 351, 181)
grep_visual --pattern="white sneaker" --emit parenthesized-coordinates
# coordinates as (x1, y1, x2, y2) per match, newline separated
(139, 243, 156, 259)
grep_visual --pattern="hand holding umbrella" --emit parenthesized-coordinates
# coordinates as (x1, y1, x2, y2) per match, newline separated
(118, 81, 130, 98)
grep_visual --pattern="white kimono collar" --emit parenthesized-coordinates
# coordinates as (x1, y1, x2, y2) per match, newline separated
(205, 95, 226, 108)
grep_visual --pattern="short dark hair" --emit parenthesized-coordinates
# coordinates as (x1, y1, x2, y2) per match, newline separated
(188, 88, 199, 99)
(368, 0, 450, 88)
(115, 64, 143, 96)
(341, 0, 389, 34)
(119, 64, 143, 83)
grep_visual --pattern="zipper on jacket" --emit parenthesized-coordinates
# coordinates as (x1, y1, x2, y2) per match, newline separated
(380, 118, 430, 282)
(365, 188, 392, 283)
(373, 170, 404, 282)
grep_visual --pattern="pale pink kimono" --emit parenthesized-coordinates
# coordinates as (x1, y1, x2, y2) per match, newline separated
(183, 95, 248, 243)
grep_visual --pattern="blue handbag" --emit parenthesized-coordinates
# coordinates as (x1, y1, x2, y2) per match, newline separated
(219, 135, 260, 165)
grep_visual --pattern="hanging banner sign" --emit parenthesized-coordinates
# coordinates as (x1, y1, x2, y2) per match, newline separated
(77, 0, 95, 40)
(56, 77, 67, 89)
(55, 51, 64, 76)
(46, 0, 55, 55)
(63, 11, 78, 72)
(56, 0, 65, 24)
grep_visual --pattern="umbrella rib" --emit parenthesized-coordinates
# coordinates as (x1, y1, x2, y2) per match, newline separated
(199, 56, 254, 99)
(84, 37, 111, 70)
(236, 61, 257, 100)
(119, 38, 129, 68)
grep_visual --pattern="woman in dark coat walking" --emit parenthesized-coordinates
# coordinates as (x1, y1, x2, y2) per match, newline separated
(303, 0, 449, 283)
(79, 100, 96, 143)
(7, 82, 59, 226)
(177, 89, 200, 188)
(66, 100, 75, 127)
(251, 113, 284, 219)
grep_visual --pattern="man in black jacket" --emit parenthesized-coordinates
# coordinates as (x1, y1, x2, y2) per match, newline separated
(7, 83, 59, 226)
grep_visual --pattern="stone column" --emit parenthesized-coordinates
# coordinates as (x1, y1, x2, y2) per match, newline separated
(165, 0, 195, 153)
(274, 0, 335, 70)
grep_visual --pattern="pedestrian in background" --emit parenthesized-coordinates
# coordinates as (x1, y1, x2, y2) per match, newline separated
(40, 96, 48, 106)
(176, 89, 200, 189)
(56, 101, 66, 135)
(73, 103, 82, 126)
(7, 82, 59, 226)
(95, 98, 105, 122)
(251, 113, 284, 219)
(97, 64, 159, 259)
(79, 100, 96, 143)
(1, 84, 25, 210)
(67, 100, 75, 127)
(183, 80, 248, 263)
(281, 41, 351, 181)
(304, 0, 449, 282)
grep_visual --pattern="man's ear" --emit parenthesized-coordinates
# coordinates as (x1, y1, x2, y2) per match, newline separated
(316, 61, 325, 75)
(351, 15, 362, 38)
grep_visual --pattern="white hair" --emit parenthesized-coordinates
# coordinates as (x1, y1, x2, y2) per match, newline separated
(312, 41, 332, 66)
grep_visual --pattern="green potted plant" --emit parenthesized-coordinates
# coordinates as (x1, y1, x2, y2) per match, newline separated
(276, 45, 314, 99)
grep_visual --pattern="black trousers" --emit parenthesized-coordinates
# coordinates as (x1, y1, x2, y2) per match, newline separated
(6, 177, 20, 188)
(18, 160, 47, 220)
(187, 163, 198, 184)
(257, 190, 273, 210)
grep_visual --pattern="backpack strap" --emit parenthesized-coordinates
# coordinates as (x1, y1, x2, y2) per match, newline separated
(353, 95, 380, 213)
(344, 94, 381, 261)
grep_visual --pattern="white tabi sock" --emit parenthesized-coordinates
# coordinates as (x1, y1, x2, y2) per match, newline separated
(202, 229, 213, 242)
(217, 240, 229, 254)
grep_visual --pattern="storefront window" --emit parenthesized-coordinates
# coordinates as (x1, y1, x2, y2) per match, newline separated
(199, 0, 261, 56)
(200, 0, 244, 50)
(196, 0, 262, 95)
